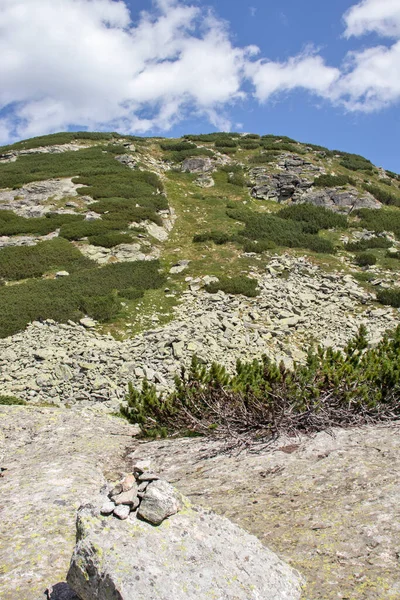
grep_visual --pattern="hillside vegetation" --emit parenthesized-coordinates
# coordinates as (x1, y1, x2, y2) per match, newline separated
(1, 130, 400, 339)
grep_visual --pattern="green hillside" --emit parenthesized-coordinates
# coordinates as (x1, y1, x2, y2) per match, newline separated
(0, 130, 400, 338)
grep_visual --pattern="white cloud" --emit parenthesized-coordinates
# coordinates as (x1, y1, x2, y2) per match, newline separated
(0, 0, 254, 141)
(344, 0, 400, 38)
(248, 52, 340, 102)
(0, 0, 400, 143)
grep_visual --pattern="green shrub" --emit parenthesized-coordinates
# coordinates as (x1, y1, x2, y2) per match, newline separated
(362, 184, 400, 207)
(214, 139, 238, 148)
(160, 141, 196, 151)
(121, 325, 400, 438)
(0, 131, 136, 153)
(193, 231, 231, 245)
(80, 293, 120, 321)
(243, 134, 261, 140)
(229, 172, 246, 187)
(165, 148, 214, 163)
(227, 208, 335, 253)
(205, 276, 259, 297)
(239, 142, 260, 150)
(242, 239, 277, 253)
(313, 174, 355, 188)
(340, 153, 373, 172)
(248, 152, 279, 164)
(0, 237, 93, 281)
(345, 237, 391, 251)
(0, 211, 83, 236)
(0, 260, 165, 337)
(118, 287, 145, 300)
(355, 209, 400, 239)
(278, 203, 348, 230)
(355, 252, 377, 267)
(88, 232, 134, 247)
(0, 395, 27, 405)
(376, 288, 400, 308)
(59, 219, 129, 240)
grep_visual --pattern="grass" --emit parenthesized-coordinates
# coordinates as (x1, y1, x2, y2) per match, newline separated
(0, 395, 27, 405)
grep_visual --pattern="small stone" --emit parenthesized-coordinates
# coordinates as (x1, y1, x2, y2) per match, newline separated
(113, 486, 139, 506)
(138, 481, 149, 493)
(55, 271, 70, 278)
(133, 460, 151, 475)
(109, 484, 123, 498)
(79, 318, 96, 329)
(100, 501, 116, 516)
(137, 479, 182, 525)
(121, 474, 136, 492)
(137, 472, 159, 483)
(113, 504, 131, 520)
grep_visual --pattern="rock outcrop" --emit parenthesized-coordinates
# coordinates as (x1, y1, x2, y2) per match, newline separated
(67, 486, 303, 600)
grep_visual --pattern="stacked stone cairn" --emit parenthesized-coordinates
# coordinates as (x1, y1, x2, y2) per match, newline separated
(100, 462, 181, 525)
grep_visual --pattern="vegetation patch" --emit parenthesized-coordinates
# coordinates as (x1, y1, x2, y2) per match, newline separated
(340, 153, 374, 172)
(354, 252, 377, 267)
(362, 183, 400, 207)
(345, 237, 391, 251)
(355, 209, 400, 239)
(205, 276, 259, 297)
(122, 325, 400, 440)
(376, 288, 400, 308)
(313, 174, 355, 188)
(88, 232, 135, 248)
(0, 237, 94, 281)
(278, 203, 348, 231)
(0, 131, 143, 154)
(0, 395, 27, 406)
(0, 211, 83, 236)
(0, 260, 165, 338)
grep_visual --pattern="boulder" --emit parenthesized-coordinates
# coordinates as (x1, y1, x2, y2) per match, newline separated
(67, 493, 303, 600)
(194, 174, 215, 188)
(181, 157, 213, 173)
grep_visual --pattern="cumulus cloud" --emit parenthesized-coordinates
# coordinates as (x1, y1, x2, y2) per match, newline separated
(344, 0, 400, 38)
(0, 0, 400, 143)
(0, 0, 253, 141)
(248, 52, 340, 102)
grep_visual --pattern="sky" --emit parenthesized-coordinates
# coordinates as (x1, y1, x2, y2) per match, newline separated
(0, 0, 399, 170)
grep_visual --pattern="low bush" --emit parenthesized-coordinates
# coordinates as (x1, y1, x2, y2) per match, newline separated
(0, 395, 27, 405)
(313, 174, 355, 188)
(0, 260, 165, 337)
(238, 142, 260, 150)
(355, 209, 400, 239)
(355, 252, 377, 267)
(243, 134, 261, 140)
(160, 141, 196, 151)
(214, 139, 238, 148)
(205, 276, 259, 297)
(0, 237, 93, 281)
(248, 152, 279, 164)
(340, 153, 373, 172)
(227, 208, 335, 253)
(121, 325, 400, 439)
(345, 237, 391, 251)
(0, 211, 83, 236)
(193, 231, 231, 245)
(376, 288, 400, 308)
(165, 148, 214, 163)
(362, 184, 400, 207)
(0, 131, 135, 153)
(229, 172, 246, 187)
(80, 293, 120, 321)
(118, 287, 145, 300)
(59, 219, 129, 240)
(88, 232, 134, 248)
(278, 203, 348, 230)
(242, 239, 277, 253)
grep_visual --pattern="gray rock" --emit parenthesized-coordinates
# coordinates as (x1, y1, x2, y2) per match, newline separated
(194, 174, 215, 188)
(113, 486, 139, 507)
(137, 479, 181, 525)
(113, 504, 131, 520)
(67, 495, 303, 600)
(100, 501, 116, 516)
(181, 157, 213, 173)
(79, 318, 96, 329)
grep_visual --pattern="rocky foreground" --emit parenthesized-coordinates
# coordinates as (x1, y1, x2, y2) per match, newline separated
(0, 404, 399, 600)
(1, 255, 398, 411)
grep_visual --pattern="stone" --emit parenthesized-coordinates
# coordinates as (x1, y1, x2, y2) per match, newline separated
(137, 472, 159, 482)
(55, 270, 70, 278)
(181, 157, 213, 173)
(79, 318, 96, 329)
(100, 501, 116, 516)
(194, 174, 215, 188)
(113, 487, 139, 507)
(121, 474, 136, 492)
(137, 479, 181, 525)
(67, 494, 303, 600)
(113, 504, 131, 520)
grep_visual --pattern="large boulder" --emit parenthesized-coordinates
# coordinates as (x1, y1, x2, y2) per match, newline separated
(67, 491, 303, 600)
(300, 187, 382, 212)
(181, 157, 214, 173)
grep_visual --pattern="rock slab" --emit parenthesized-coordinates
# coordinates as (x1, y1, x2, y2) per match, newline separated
(67, 495, 303, 600)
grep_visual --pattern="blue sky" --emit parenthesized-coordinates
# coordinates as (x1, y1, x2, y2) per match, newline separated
(0, 0, 399, 171)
